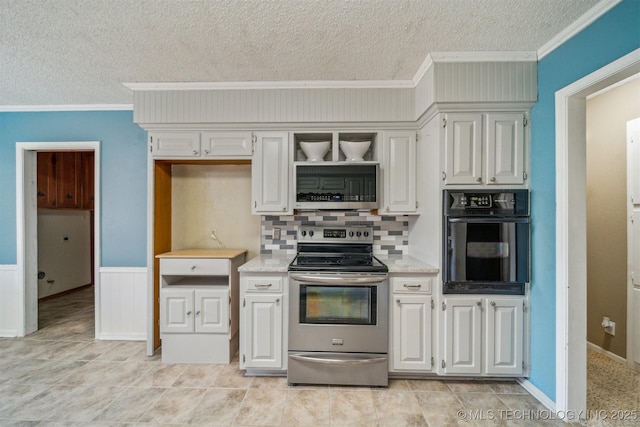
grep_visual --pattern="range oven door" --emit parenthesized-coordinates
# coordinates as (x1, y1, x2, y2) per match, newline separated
(444, 217, 529, 294)
(288, 272, 389, 386)
(288, 273, 388, 353)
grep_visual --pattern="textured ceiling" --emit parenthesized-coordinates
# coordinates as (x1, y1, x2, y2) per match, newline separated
(0, 0, 602, 107)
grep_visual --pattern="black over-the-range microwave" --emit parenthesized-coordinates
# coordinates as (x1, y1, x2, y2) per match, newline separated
(293, 162, 380, 210)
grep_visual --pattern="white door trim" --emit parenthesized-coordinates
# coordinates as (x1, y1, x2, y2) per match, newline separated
(16, 141, 101, 337)
(628, 117, 640, 370)
(555, 48, 640, 415)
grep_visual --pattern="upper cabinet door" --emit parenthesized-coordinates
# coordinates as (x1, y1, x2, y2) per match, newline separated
(444, 113, 483, 185)
(252, 132, 291, 214)
(201, 131, 253, 158)
(55, 152, 82, 209)
(37, 152, 56, 208)
(382, 131, 417, 214)
(150, 132, 201, 158)
(485, 113, 525, 185)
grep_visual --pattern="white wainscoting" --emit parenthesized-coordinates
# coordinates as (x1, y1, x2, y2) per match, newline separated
(98, 267, 147, 340)
(0, 265, 19, 337)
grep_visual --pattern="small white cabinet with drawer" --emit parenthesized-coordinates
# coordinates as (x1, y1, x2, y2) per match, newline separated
(156, 249, 246, 364)
(389, 274, 436, 372)
(239, 272, 287, 372)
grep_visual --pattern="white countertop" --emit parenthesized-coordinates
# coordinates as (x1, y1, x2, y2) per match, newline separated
(376, 255, 439, 274)
(238, 253, 294, 273)
(238, 253, 438, 274)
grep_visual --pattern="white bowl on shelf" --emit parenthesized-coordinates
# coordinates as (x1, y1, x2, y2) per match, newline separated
(300, 141, 330, 161)
(339, 140, 371, 161)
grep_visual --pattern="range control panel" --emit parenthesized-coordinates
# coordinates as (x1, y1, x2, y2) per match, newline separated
(297, 226, 373, 243)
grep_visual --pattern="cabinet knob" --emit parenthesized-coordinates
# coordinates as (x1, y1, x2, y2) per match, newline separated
(193, 150, 198, 156)
(275, 298, 280, 304)
(476, 177, 482, 183)
(66, 193, 73, 200)
(195, 310, 201, 316)
(186, 310, 192, 316)
(204, 149, 210, 154)
(490, 177, 496, 182)
(385, 206, 390, 212)
(190, 265, 196, 271)
(476, 301, 482, 306)
(396, 298, 401, 304)
(490, 301, 496, 307)
(37, 191, 45, 197)
(282, 207, 287, 212)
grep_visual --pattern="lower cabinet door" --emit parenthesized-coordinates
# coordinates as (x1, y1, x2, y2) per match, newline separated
(243, 294, 283, 369)
(195, 289, 229, 334)
(161, 289, 194, 333)
(392, 294, 432, 371)
(485, 298, 524, 375)
(443, 297, 482, 374)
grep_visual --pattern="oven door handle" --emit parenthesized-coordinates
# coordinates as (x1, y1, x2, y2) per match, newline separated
(289, 354, 387, 365)
(447, 217, 529, 224)
(289, 273, 387, 285)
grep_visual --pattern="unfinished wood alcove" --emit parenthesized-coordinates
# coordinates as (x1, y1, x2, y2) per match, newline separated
(151, 159, 252, 350)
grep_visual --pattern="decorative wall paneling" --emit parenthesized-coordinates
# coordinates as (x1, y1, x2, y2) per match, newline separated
(98, 267, 147, 340)
(0, 265, 19, 337)
(134, 88, 416, 125)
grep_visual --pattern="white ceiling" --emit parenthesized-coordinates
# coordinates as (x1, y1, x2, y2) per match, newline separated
(0, 0, 603, 108)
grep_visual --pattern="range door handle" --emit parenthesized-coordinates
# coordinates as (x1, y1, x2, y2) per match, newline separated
(289, 273, 388, 285)
(289, 353, 387, 365)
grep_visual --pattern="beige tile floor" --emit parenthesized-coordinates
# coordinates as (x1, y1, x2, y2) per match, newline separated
(0, 286, 630, 426)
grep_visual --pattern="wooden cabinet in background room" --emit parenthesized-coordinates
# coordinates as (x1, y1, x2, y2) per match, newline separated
(37, 151, 94, 210)
(55, 152, 82, 209)
(37, 152, 56, 208)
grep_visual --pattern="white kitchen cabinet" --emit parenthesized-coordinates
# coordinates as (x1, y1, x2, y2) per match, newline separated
(443, 112, 526, 185)
(150, 131, 252, 159)
(389, 275, 434, 372)
(382, 131, 418, 214)
(161, 288, 229, 334)
(157, 250, 246, 364)
(252, 132, 291, 214)
(441, 296, 525, 376)
(240, 273, 287, 371)
(485, 298, 524, 375)
(442, 297, 482, 374)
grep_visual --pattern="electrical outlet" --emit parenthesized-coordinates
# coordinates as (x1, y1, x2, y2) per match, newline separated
(606, 320, 616, 336)
(273, 228, 281, 240)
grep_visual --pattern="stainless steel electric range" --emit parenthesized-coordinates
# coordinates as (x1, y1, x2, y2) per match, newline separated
(287, 226, 389, 387)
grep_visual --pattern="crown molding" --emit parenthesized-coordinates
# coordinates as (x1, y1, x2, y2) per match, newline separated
(537, 0, 623, 60)
(0, 104, 132, 112)
(123, 80, 415, 91)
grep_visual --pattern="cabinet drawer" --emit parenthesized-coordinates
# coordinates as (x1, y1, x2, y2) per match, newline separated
(245, 276, 283, 292)
(391, 276, 433, 293)
(160, 258, 229, 276)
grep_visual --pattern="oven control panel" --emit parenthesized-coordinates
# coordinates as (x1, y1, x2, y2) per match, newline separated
(445, 190, 528, 216)
(298, 226, 373, 243)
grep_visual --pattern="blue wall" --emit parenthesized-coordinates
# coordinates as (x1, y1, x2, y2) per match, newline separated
(528, 0, 640, 399)
(0, 110, 148, 267)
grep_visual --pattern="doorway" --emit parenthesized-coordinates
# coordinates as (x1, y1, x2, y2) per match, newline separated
(16, 142, 100, 337)
(555, 48, 640, 415)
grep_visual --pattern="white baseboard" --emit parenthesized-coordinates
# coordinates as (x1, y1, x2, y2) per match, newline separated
(517, 378, 556, 412)
(587, 341, 626, 364)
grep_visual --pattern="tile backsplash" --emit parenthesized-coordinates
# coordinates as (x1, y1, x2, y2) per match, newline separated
(261, 211, 408, 255)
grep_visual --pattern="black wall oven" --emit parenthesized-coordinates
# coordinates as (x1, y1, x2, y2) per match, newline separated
(443, 190, 529, 295)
